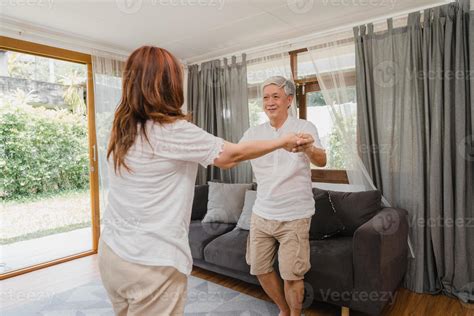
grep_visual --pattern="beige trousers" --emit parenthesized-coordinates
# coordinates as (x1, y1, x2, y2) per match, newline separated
(98, 239, 188, 316)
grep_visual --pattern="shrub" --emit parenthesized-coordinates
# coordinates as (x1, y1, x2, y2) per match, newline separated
(1, 100, 89, 200)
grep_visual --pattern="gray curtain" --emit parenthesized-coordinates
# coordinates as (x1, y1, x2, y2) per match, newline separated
(354, 0, 473, 301)
(187, 55, 252, 184)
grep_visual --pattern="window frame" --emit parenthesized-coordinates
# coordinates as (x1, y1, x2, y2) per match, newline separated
(289, 48, 351, 184)
(0, 36, 101, 280)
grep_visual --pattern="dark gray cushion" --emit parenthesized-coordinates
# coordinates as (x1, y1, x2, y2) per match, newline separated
(203, 228, 250, 274)
(328, 190, 382, 236)
(191, 185, 209, 220)
(188, 221, 235, 260)
(312, 187, 327, 199)
(310, 192, 345, 240)
(305, 236, 354, 303)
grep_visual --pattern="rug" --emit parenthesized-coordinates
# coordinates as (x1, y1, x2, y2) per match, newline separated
(2, 275, 280, 315)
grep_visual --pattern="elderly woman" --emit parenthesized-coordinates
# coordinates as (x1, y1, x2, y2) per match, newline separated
(98, 46, 310, 316)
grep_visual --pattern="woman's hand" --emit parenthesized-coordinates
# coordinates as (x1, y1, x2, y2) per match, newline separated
(280, 133, 311, 152)
(294, 133, 315, 153)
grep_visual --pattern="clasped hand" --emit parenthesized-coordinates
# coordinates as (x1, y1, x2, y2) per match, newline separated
(281, 133, 314, 153)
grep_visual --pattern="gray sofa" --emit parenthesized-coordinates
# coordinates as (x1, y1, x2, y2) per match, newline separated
(189, 184, 409, 316)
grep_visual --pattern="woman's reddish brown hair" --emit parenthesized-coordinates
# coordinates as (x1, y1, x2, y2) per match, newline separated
(107, 46, 186, 173)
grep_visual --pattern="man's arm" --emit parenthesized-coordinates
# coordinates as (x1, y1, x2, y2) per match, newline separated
(304, 145, 327, 167)
(296, 133, 327, 167)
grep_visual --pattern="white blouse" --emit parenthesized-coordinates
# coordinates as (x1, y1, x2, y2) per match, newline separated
(100, 120, 223, 275)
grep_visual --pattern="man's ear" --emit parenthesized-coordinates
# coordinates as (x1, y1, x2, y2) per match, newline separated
(287, 95, 294, 108)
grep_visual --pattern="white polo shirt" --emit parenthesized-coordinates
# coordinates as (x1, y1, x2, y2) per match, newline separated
(240, 116, 323, 221)
(101, 120, 224, 276)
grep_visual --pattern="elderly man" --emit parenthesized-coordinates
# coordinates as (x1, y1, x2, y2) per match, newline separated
(241, 76, 326, 316)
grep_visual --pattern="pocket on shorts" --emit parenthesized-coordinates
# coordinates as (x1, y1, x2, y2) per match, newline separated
(293, 230, 311, 277)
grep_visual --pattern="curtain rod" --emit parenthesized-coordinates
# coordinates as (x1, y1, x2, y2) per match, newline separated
(185, 0, 452, 66)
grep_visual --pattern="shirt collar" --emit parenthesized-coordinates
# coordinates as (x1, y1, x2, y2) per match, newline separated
(269, 115, 293, 132)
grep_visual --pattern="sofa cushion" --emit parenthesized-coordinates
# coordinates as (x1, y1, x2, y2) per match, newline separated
(189, 221, 235, 260)
(310, 192, 345, 240)
(203, 228, 250, 274)
(305, 236, 354, 302)
(236, 190, 257, 230)
(191, 185, 209, 220)
(312, 187, 327, 199)
(202, 182, 253, 224)
(329, 190, 382, 236)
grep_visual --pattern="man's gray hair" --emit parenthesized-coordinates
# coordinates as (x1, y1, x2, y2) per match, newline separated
(262, 76, 295, 96)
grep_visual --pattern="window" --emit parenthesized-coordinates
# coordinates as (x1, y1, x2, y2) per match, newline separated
(292, 42, 356, 174)
(244, 39, 356, 183)
(305, 86, 356, 169)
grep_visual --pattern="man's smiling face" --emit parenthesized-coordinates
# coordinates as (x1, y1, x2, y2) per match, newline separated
(262, 84, 293, 121)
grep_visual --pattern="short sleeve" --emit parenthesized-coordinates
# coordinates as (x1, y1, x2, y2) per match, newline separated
(300, 120, 323, 149)
(153, 121, 224, 167)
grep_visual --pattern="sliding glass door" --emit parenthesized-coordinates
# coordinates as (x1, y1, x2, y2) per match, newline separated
(0, 44, 99, 276)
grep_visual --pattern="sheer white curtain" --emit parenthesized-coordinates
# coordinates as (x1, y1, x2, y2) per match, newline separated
(91, 52, 126, 217)
(305, 31, 375, 191)
(306, 31, 414, 257)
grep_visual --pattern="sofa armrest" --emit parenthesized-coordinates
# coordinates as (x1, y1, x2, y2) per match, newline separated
(351, 207, 409, 315)
(191, 185, 209, 221)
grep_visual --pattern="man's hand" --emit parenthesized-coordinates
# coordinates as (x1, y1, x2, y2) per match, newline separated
(292, 133, 314, 153)
(295, 133, 327, 166)
(280, 133, 311, 152)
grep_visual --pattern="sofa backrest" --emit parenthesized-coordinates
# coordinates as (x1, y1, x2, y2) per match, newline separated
(193, 184, 383, 236)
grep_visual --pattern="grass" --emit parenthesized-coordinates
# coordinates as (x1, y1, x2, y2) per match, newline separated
(3, 188, 90, 205)
(0, 221, 91, 245)
(1, 189, 92, 244)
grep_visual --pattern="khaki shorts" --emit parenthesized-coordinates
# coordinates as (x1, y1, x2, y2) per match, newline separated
(246, 212, 311, 281)
(98, 239, 188, 316)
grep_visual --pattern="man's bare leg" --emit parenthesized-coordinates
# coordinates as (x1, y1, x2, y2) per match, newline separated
(257, 271, 291, 316)
(284, 279, 305, 316)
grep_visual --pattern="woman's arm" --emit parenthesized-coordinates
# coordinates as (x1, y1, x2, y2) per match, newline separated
(213, 134, 307, 169)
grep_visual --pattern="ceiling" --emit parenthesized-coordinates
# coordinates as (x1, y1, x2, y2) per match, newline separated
(0, 0, 449, 63)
